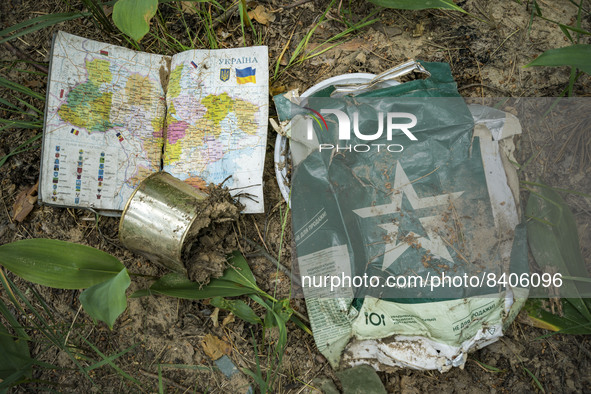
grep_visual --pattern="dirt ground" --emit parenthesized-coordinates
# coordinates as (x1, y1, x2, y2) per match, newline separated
(1, 0, 591, 392)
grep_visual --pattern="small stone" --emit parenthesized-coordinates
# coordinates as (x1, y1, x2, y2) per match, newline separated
(336, 364, 386, 394)
(312, 377, 339, 394)
(214, 355, 239, 378)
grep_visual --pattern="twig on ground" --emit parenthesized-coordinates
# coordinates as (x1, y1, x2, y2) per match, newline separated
(281, 0, 314, 10)
(211, 3, 239, 28)
(2, 42, 49, 74)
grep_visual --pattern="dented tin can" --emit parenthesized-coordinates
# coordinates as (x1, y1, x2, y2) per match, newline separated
(118, 171, 208, 273)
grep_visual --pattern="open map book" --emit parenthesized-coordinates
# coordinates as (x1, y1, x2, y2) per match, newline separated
(39, 31, 268, 214)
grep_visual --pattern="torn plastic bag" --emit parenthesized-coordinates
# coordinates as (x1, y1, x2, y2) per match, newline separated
(275, 61, 529, 372)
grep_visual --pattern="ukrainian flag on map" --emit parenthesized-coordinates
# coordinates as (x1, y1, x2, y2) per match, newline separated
(236, 67, 256, 84)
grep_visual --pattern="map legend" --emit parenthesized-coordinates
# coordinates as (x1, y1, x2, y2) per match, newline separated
(97, 152, 105, 200)
(74, 149, 84, 204)
(52, 145, 60, 201)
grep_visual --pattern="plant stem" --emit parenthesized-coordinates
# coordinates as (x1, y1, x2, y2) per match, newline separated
(127, 272, 159, 280)
(2, 42, 48, 73)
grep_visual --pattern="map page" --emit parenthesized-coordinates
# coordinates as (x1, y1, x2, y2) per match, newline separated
(40, 32, 269, 214)
(163, 48, 268, 213)
(40, 31, 168, 213)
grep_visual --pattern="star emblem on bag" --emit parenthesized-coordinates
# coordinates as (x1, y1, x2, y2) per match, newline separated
(354, 162, 463, 270)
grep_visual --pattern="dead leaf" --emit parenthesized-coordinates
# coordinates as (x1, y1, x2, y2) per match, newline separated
(143, 4, 158, 24)
(248, 5, 275, 25)
(413, 21, 425, 38)
(181, 1, 198, 15)
(210, 307, 219, 327)
(23, 80, 42, 88)
(355, 52, 367, 64)
(307, 38, 373, 54)
(222, 313, 235, 327)
(102, 5, 113, 17)
(201, 334, 232, 360)
(270, 83, 287, 96)
(12, 182, 38, 222)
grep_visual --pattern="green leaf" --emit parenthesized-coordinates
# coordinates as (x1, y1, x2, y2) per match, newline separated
(142, 272, 257, 299)
(210, 297, 262, 325)
(250, 295, 292, 349)
(367, 0, 465, 12)
(526, 182, 591, 320)
(79, 269, 131, 329)
(524, 44, 591, 75)
(0, 239, 125, 289)
(112, 0, 158, 42)
(0, 322, 32, 380)
(559, 25, 574, 43)
(223, 251, 260, 290)
(271, 298, 293, 326)
(129, 288, 151, 298)
(132, 252, 261, 299)
(287, 313, 312, 336)
(524, 299, 591, 335)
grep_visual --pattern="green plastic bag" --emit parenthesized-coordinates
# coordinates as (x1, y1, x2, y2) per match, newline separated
(277, 61, 528, 371)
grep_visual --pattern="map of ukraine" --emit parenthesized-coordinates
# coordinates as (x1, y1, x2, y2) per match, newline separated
(163, 64, 261, 186)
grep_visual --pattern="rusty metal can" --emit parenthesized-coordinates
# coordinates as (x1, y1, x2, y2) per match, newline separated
(118, 172, 208, 273)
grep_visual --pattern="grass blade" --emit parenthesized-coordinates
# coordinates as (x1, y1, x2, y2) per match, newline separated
(157, 364, 164, 394)
(81, 337, 141, 385)
(79, 0, 116, 32)
(0, 133, 41, 168)
(522, 366, 545, 393)
(133, 252, 261, 300)
(524, 44, 591, 74)
(0, 322, 32, 380)
(526, 183, 591, 312)
(84, 342, 139, 372)
(0, 298, 30, 341)
(367, 0, 465, 12)
(0, 12, 89, 44)
(0, 275, 96, 384)
(0, 76, 45, 101)
(520, 180, 591, 198)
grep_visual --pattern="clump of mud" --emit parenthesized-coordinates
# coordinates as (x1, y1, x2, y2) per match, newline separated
(181, 184, 244, 284)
